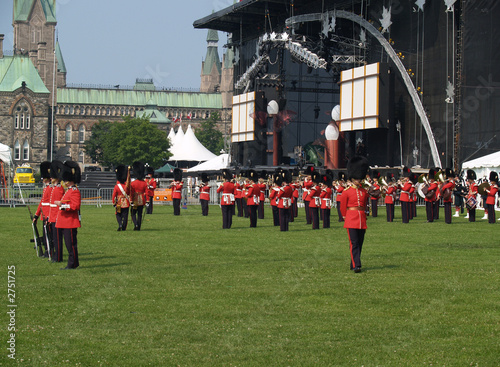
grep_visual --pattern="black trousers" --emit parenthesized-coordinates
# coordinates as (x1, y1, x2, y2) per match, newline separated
(386, 203, 394, 222)
(173, 198, 181, 216)
(310, 206, 319, 229)
(61, 227, 79, 269)
(52, 222, 64, 262)
(279, 208, 290, 231)
(444, 201, 452, 224)
(115, 207, 129, 230)
(322, 208, 331, 228)
(249, 205, 258, 227)
(401, 201, 410, 223)
(487, 204, 496, 223)
(236, 198, 243, 217)
(468, 208, 476, 222)
(337, 201, 344, 222)
(304, 200, 312, 224)
(272, 205, 279, 226)
(221, 205, 233, 229)
(371, 199, 378, 217)
(426, 201, 434, 222)
(413, 201, 417, 217)
(258, 201, 264, 219)
(146, 197, 153, 214)
(200, 199, 209, 216)
(131, 206, 144, 230)
(347, 228, 365, 270)
(292, 199, 298, 217)
(433, 201, 440, 220)
(242, 200, 249, 218)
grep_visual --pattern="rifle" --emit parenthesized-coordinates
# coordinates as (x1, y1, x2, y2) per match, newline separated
(27, 205, 44, 257)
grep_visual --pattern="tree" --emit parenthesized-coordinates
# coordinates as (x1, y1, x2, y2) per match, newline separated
(195, 111, 224, 155)
(84, 116, 171, 168)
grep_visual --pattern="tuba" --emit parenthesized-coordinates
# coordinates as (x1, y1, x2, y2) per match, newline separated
(434, 170, 445, 183)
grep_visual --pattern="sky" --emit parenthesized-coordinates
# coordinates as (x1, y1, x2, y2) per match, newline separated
(0, 0, 235, 89)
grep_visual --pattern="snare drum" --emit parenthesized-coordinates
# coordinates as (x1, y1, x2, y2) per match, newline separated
(466, 196, 477, 210)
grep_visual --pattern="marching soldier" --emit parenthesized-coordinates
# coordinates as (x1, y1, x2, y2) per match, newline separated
(130, 162, 147, 230)
(145, 166, 156, 214)
(485, 171, 499, 224)
(199, 173, 210, 216)
(340, 156, 369, 273)
(465, 170, 478, 222)
(369, 171, 381, 217)
(171, 168, 183, 216)
(306, 171, 322, 230)
(269, 173, 281, 227)
(291, 178, 299, 221)
(277, 170, 293, 231)
(383, 174, 396, 222)
(112, 164, 131, 231)
(335, 172, 346, 222)
(302, 170, 313, 224)
(246, 170, 260, 228)
(234, 178, 243, 217)
(33, 161, 52, 258)
(409, 173, 418, 220)
(426, 168, 438, 223)
(49, 160, 65, 262)
(399, 167, 412, 224)
(320, 173, 333, 228)
(54, 161, 81, 270)
(216, 169, 235, 228)
(257, 175, 267, 219)
(441, 168, 456, 224)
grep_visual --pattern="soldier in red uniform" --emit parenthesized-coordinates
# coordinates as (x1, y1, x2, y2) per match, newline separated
(320, 173, 333, 228)
(33, 161, 52, 258)
(369, 171, 381, 217)
(291, 177, 299, 221)
(465, 170, 478, 222)
(55, 161, 81, 270)
(441, 168, 456, 224)
(269, 173, 281, 227)
(277, 170, 293, 231)
(306, 171, 322, 230)
(246, 170, 260, 228)
(485, 171, 499, 224)
(425, 168, 438, 223)
(112, 165, 131, 231)
(302, 170, 313, 224)
(130, 162, 147, 230)
(399, 167, 412, 224)
(216, 169, 235, 228)
(171, 168, 183, 216)
(340, 156, 369, 273)
(234, 178, 243, 217)
(145, 166, 157, 214)
(49, 160, 65, 262)
(257, 175, 267, 219)
(199, 173, 210, 216)
(383, 174, 396, 222)
(335, 172, 346, 222)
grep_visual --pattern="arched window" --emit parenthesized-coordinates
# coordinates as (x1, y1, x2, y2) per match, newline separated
(65, 124, 72, 143)
(14, 140, 20, 160)
(22, 140, 29, 160)
(20, 113, 25, 129)
(25, 113, 30, 129)
(65, 106, 69, 114)
(78, 125, 85, 143)
(14, 114, 19, 129)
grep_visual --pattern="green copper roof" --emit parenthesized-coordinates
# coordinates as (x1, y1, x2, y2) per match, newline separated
(55, 41, 66, 73)
(56, 88, 222, 109)
(203, 29, 221, 76)
(0, 56, 50, 93)
(14, 0, 56, 23)
(136, 101, 171, 124)
(206, 29, 219, 42)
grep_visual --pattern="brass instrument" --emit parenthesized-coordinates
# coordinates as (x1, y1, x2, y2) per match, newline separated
(378, 176, 388, 188)
(434, 170, 445, 183)
(418, 173, 429, 185)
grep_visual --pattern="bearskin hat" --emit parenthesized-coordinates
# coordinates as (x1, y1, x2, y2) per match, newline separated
(372, 170, 381, 179)
(311, 171, 321, 184)
(445, 168, 455, 179)
(490, 171, 498, 183)
(173, 167, 182, 182)
(467, 169, 477, 181)
(145, 165, 154, 177)
(62, 161, 81, 184)
(201, 173, 209, 183)
(40, 161, 51, 180)
(429, 168, 437, 178)
(131, 161, 145, 180)
(282, 170, 292, 184)
(50, 160, 64, 180)
(222, 169, 232, 181)
(322, 173, 333, 187)
(303, 165, 315, 176)
(274, 173, 283, 186)
(402, 166, 412, 178)
(248, 169, 258, 182)
(338, 171, 346, 181)
(115, 164, 128, 184)
(347, 156, 369, 180)
(409, 172, 419, 184)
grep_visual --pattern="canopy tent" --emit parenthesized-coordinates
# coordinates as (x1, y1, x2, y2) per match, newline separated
(0, 143, 12, 165)
(156, 162, 177, 173)
(462, 151, 500, 180)
(168, 125, 217, 162)
(186, 154, 230, 172)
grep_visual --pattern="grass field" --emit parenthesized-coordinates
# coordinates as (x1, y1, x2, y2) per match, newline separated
(1, 204, 499, 366)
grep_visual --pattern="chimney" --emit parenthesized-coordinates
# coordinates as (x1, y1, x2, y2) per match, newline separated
(0, 34, 4, 58)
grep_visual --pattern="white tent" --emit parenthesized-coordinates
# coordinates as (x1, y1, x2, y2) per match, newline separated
(0, 143, 13, 165)
(169, 125, 217, 162)
(462, 151, 500, 179)
(186, 154, 230, 172)
(169, 126, 185, 156)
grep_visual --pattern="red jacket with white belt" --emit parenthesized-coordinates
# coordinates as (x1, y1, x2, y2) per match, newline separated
(340, 185, 368, 229)
(56, 186, 81, 229)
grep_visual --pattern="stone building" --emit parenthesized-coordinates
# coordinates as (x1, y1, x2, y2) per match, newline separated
(0, 0, 233, 170)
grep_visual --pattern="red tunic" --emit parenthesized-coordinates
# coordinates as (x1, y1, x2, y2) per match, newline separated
(302, 180, 313, 201)
(467, 182, 478, 198)
(200, 184, 210, 201)
(277, 185, 293, 209)
(171, 181, 183, 200)
(384, 186, 396, 204)
(130, 179, 148, 206)
(258, 183, 266, 202)
(335, 184, 345, 201)
(320, 187, 333, 209)
(269, 186, 280, 206)
(246, 184, 261, 206)
(425, 182, 438, 202)
(145, 178, 157, 198)
(217, 181, 235, 205)
(49, 184, 64, 223)
(112, 181, 131, 209)
(399, 181, 412, 202)
(340, 185, 368, 229)
(306, 185, 322, 208)
(55, 186, 81, 229)
(35, 182, 52, 219)
(234, 182, 242, 199)
(441, 181, 455, 203)
(486, 184, 498, 205)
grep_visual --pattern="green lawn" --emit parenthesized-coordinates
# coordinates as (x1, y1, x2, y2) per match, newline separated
(1, 204, 499, 366)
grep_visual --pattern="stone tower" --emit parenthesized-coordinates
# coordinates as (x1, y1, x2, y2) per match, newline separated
(200, 29, 221, 93)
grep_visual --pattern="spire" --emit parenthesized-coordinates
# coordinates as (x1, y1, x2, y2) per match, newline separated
(14, 0, 56, 23)
(202, 29, 221, 76)
(55, 41, 66, 73)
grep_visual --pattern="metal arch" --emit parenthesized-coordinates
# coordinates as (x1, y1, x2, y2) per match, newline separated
(285, 10, 442, 168)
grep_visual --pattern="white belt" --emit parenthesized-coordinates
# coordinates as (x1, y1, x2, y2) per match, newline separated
(50, 204, 57, 207)
(42, 203, 50, 206)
